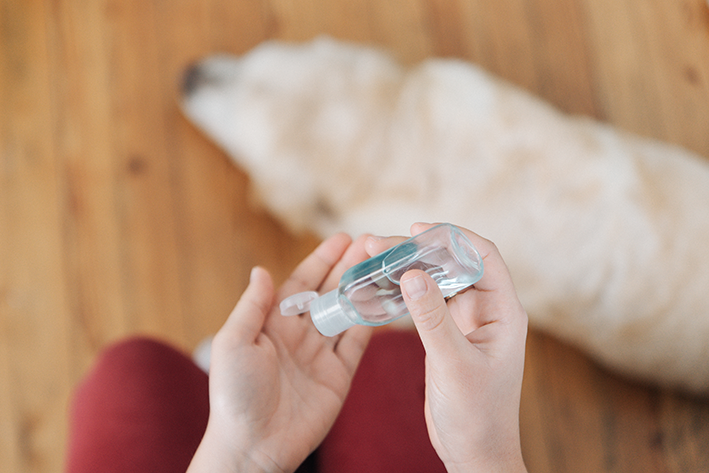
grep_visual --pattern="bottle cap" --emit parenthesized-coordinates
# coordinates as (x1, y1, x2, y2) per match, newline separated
(309, 289, 356, 336)
(280, 291, 319, 316)
(279, 289, 356, 336)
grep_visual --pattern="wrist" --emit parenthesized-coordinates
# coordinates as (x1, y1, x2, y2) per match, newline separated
(442, 446, 527, 473)
(438, 430, 527, 473)
(444, 458, 526, 473)
(187, 424, 284, 473)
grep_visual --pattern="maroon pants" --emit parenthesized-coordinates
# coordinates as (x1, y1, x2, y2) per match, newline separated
(65, 331, 446, 473)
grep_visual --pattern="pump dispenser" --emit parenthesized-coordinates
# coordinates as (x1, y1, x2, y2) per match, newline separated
(280, 223, 484, 336)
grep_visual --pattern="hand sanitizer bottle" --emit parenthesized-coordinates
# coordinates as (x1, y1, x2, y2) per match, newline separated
(280, 223, 484, 336)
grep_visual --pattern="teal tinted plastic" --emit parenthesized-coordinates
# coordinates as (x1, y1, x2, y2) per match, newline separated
(335, 224, 484, 327)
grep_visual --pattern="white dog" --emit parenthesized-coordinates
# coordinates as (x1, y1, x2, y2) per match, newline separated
(181, 37, 709, 393)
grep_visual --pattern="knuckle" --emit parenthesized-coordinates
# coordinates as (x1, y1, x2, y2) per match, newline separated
(412, 303, 447, 331)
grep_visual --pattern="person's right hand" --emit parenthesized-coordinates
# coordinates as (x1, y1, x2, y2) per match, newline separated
(366, 223, 528, 473)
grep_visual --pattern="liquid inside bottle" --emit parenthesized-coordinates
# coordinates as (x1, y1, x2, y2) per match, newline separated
(281, 224, 484, 336)
(337, 224, 483, 326)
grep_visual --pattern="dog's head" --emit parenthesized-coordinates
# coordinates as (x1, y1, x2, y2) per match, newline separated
(181, 37, 404, 233)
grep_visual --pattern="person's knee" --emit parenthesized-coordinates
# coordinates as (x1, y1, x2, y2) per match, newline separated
(74, 336, 199, 406)
(97, 336, 184, 375)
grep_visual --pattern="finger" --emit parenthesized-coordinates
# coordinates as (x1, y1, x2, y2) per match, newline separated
(454, 232, 528, 332)
(334, 325, 373, 376)
(364, 235, 407, 257)
(319, 234, 373, 293)
(365, 222, 440, 257)
(413, 222, 518, 295)
(220, 266, 275, 343)
(401, 269, 466, 358)
(277, 233, 352, 300)
(364, 222, 448, 257)
(453, 228, 514, 294)
(410, 221, 438, 235)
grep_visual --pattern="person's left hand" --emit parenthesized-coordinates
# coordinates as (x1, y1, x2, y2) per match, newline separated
(188, 233, 374, 473)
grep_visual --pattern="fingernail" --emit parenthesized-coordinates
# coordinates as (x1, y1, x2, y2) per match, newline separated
(365, 236, 384, 252)
(250, 266, 260, 283)
(403, 275, 427, 300)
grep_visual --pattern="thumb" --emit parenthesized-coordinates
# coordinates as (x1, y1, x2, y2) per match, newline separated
(400, 270, 465, 357)
(221, 266, 275, 343)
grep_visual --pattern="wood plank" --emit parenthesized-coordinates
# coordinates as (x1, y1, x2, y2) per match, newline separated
(0, 0, 73, 471)
(522, 331, 610, 472)
(522, 331, 670, 473)
(581, 0, 709, 154)
(452, 0, 540, 89)
(101, 0, 186, 342)
(520, 0, 599, 116)
(46, 0, 130, 367)
(150, 0, 322, 349)
(660, 393, 709, 472)
(633, 0, 709, 153)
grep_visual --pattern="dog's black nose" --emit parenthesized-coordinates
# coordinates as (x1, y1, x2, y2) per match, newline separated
(182, 57, 241, 97)
(182, 62, 204, 97)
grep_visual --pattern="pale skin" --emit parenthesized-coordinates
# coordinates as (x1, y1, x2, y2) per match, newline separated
(188, 223, 528, 473)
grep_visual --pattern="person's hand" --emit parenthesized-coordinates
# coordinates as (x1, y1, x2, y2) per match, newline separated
(189, 234, 374, 473)
(366, 223, 528, 473)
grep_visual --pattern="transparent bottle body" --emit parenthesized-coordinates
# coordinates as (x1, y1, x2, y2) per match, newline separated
(334, 223, 484, 328)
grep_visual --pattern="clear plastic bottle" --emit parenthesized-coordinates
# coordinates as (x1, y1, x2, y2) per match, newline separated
(280, 223, 484, 336)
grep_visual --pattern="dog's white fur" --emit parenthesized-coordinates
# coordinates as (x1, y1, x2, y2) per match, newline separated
(182, 37, 709, 393)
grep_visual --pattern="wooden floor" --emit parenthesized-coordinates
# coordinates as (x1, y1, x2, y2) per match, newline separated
(1, 0, 709, 471)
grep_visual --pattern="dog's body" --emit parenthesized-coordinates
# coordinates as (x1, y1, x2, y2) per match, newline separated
(182, 37, 709, 392)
